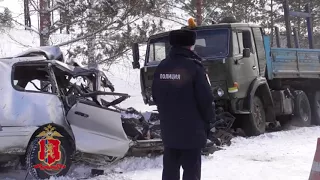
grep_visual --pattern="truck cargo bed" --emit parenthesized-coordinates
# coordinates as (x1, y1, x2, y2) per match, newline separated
(264, 36, 320, 79)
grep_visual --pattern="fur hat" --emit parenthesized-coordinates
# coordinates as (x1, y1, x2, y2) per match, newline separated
(169, 29, 196, 47)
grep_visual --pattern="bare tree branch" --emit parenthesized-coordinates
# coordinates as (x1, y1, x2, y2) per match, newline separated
(54, 20, 117, 47)
(171, 0, 195, 16)
(4, 31, 32, 48)
(47, 0, 75, 12)
(10, 17, 39, 34)
(55, 2, 145, 47)
(168, 3, 196, 17)
(97, 48, 131, 64)
(49, 16, 88, 34)
(202, 7, 219, 24)
(152, 14, 186, 26)
(29, 0, 40, 11)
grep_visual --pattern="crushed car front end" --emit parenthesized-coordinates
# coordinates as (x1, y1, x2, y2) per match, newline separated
(48, 61, 166, 160)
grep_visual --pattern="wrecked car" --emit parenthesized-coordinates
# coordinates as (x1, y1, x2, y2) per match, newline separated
(0, 46, 231, 179)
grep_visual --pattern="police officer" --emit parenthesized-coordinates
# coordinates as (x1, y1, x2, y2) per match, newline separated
(151, 29, 214, 180)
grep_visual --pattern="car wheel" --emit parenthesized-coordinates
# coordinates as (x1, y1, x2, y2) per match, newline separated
(26, 135, 73, 179)
(243, 96, 266, 136)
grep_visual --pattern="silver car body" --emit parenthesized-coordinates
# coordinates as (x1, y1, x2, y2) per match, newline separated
(0, 52, 132, 158)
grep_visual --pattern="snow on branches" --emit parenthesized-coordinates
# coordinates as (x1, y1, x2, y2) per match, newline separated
(63, 0, 171, 66)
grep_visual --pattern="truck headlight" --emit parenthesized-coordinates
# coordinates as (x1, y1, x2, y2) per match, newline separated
(214, 87, 224, 97)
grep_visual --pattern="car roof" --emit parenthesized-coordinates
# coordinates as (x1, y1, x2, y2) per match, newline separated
(0, 55, 47, 64)
(0, 55, 102, 77)
(0, 55, 81, 72)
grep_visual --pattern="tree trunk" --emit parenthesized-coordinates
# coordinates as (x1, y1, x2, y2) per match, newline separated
(59, 3, 70, 34)
(232, 0, 235, 15)
(24, 0, 31, 29)
(51, 0, 54, 28)
(297, 0, 301, 44)
(39, 0, 51, 89)
(270, 0, 274, 46)
(196, 0, 202, 25)
(87, 0, 96, 67)
(39, 0, 51, 46)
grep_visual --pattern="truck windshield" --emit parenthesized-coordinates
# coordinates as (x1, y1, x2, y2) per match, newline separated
(147, 28, 230, 62)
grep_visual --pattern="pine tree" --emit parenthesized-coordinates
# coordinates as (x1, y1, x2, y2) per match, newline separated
(57, 0, 172, 65)
(175, 0, 320, 48)
(23, 0, 173, 66)
(0, 7, 13, 28)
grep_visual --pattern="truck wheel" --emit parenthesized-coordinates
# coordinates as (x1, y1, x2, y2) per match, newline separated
(310, 91, 320, 125)
(244, 96, 266, 136)
(292, 90, 311, 127)
(26, 136, 73, 179)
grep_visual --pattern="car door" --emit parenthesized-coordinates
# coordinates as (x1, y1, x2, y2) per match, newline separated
(66, 99, 130, 158)
(0, 62, 65, 153)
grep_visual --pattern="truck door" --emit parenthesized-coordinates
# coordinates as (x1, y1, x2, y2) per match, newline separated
(232, 28, 260, 98)
(252, 27, 267, 77)
(142, 36, 170, 105)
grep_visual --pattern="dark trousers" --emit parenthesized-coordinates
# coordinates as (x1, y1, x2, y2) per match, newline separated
(162, 147, 202, 180)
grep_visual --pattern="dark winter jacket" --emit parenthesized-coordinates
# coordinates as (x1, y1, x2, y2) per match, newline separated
(151, 46, 214, 149)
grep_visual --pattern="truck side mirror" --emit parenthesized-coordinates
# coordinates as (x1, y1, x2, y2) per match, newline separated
(243, 48, 251, 58)
(132, 43, 140, 69)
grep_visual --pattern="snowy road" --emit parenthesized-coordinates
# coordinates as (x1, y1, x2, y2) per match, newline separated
(1, 126, 318, 180)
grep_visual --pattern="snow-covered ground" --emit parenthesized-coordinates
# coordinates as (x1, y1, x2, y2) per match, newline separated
(0, 126, 318, 180)
(61, 126, 320, 180)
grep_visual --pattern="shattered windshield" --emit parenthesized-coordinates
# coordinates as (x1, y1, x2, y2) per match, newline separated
(147, 28, 230, 62)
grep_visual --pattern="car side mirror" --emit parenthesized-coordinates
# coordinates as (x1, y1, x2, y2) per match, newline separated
(243, 48, 251, 58)
(132, 43, 140, 69)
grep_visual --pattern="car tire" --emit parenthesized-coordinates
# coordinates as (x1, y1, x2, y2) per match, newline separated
(292, 90, 311, 127)
(26, 136, 73, 179)
(243, 96, 266, 136)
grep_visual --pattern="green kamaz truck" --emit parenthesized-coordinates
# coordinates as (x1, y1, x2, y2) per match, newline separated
(131, 17, 320, 136)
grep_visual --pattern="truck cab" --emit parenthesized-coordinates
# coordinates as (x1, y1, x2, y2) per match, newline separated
(138, 22, 265, 105)
(132, 17, 320, 136)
